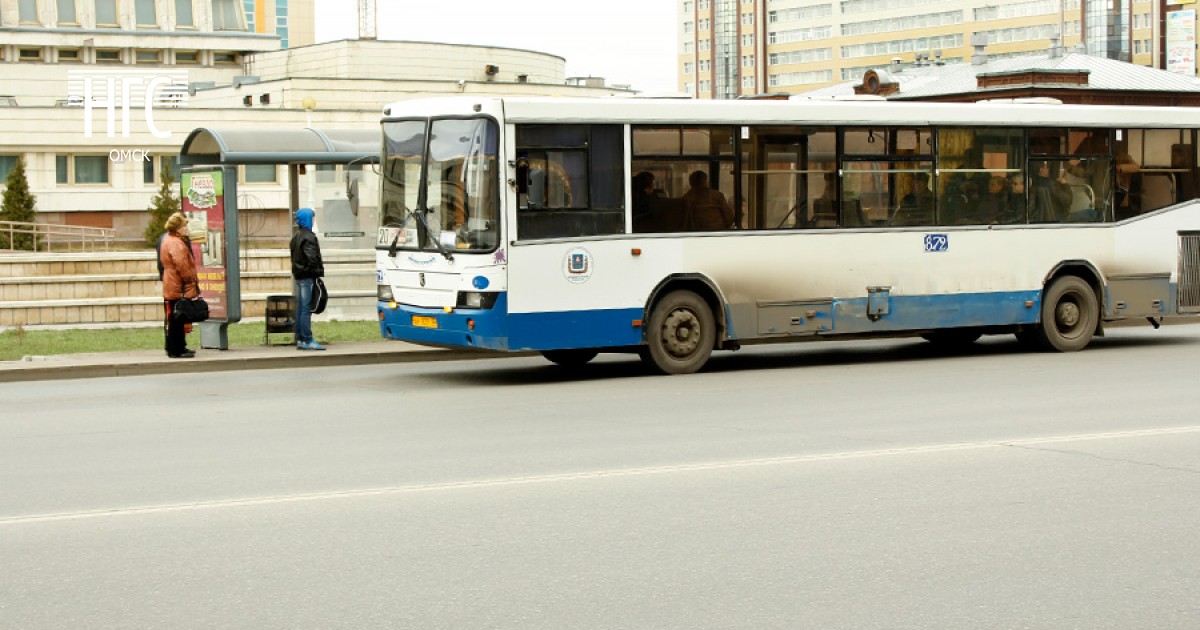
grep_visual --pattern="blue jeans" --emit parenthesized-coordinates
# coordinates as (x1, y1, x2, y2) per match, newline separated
(295, 278, 314, 344)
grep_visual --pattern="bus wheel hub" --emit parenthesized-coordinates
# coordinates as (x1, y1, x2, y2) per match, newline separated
(1057, 301, 1080, 328)
(664, 310, 700, 355)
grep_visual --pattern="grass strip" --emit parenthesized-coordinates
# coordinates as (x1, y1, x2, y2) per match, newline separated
(0, 320, 383, 361)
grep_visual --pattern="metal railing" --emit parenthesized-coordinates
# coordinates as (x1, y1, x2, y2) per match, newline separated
(0, 221, 114, 253)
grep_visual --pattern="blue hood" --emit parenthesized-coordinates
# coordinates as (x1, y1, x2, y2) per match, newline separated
(296, 207, 314, 230)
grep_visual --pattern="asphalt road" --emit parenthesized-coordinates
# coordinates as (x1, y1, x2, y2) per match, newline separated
(3, 326, 1200, 629)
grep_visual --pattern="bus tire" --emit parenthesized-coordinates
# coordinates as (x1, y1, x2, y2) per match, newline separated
(645, 290, 716, 375)
(1037, 276, 1098, 352)
(541, 349, 599, 367)
(920, 329, 982, 346)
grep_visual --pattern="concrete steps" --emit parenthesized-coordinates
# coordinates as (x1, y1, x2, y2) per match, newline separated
(0, 250, 377, 327)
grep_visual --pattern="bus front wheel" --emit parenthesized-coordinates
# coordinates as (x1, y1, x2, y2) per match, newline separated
(541, 349, 599, 367)
(1036, 276, 1099, 352)
(644, 290, 716, 375)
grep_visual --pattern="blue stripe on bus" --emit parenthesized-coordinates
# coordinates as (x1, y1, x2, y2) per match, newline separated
(831, 290, 1042, 333)
(508, 308, 644, 350)
(380, 289, 1043, 352)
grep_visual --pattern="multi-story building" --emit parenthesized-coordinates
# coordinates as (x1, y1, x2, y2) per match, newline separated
(0, 0, 628, 244)
(677, 0, 1167, 98)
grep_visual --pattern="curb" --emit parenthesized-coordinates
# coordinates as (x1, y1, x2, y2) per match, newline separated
(0, 347, 535, 383)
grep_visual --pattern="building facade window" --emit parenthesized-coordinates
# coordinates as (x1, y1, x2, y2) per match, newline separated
(57, 155, 110, 185)
(58, 48, 81, 61)
(57, 0, 78, 24)
(769, 48, 833, 65)
(684, 61, 694, 75)
(768, 4, 831, 23)
(742, 54, 754, 67)
(95, 0, 117, 26)
(974, 0, 1057, 21)
(135, 0, 157, 26)
(770, 26, 831, 45)
(741, 33, 753, 46)
(175, 0, 194, 26)
(0, 156, 19, 182)
(842, 11, 962, 37)
(175, 50, 199, 63)
(841, 0, 942, 14)
(136, 50, 161, 63)
(684, 21, 693, 34)
(144, 155, 179, 184)
(19, 48, 44, 61)
(211, 0, 245, 30)
(841, 34, 963, 59)
(742, 75, 755, 88)
(19, 0, 40, 23)
(683, 41, 694, 54)
(768, 69, 833, 87)
(242, 165, 278, 183)
(213, 51, 239, 64)
(741, 12, 753, 25)
(95, 49, 121, 62)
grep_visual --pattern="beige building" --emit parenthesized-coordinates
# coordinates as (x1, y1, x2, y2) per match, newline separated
(0, 0, 630, 244)
(678, 0, 1165, 98)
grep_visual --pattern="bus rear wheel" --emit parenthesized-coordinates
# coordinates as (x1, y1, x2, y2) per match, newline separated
(541, 349, 599, 367)
(1036, 276, 1099, 352)
(644, 290, 716, 375)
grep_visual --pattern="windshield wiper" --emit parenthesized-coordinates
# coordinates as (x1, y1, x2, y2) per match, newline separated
(411, 208, 454, 262)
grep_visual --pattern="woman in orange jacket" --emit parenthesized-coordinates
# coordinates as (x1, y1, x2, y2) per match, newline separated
(159, 212, 199, 358)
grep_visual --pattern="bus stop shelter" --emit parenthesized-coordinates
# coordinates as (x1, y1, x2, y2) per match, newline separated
(177, 127, 379, 349)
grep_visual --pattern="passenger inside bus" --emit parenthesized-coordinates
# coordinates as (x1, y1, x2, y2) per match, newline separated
(974, 176, 1010, 224)
(682, 170, 735, 230)
(1008, 173, 1027, 222)
(1029, 161, 1072, 222)
(1114, 152, 1142, 220)
(892, 171, 935, 225)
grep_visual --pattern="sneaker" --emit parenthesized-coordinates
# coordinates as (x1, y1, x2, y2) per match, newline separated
(169, 350, 195, 359)
(297, 341, 326, 351)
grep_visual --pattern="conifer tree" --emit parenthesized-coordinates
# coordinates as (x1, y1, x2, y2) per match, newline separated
(1, 155, 38, 250)
(144, 166, 181, 246)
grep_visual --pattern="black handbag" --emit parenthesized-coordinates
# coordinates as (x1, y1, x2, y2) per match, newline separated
(173, 297, 210, 323)
(311, 278, 328, 315)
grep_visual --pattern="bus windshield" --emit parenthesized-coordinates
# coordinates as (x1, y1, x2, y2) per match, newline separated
(379, 117, 500, 254)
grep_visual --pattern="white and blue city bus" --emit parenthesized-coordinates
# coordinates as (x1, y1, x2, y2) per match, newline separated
(374, 96, 1200, 374)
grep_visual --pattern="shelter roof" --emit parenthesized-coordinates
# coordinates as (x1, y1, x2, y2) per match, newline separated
(179, 127, 378, 166)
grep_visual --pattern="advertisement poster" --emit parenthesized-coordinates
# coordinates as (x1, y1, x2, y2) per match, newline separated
(181, 169, 228, 320)
(1167, 10, 1197, 76)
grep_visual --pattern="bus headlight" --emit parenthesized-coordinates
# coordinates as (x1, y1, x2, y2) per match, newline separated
(456, 292, 498, 309)
(377, 284, 393, 301)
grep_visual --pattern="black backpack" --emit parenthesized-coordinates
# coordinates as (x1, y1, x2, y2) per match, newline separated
(311, 278, 329, 315)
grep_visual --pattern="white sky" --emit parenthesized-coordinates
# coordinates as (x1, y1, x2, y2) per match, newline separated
(312, 0, 680, 93)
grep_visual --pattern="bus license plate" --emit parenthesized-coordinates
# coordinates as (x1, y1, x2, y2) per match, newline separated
(412, 315, 437, 329)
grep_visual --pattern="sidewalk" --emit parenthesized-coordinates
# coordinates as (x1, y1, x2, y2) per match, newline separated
(0, 340, 519, 383)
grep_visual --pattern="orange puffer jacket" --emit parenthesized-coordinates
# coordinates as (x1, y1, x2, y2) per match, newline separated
(160, 233, 199, 300)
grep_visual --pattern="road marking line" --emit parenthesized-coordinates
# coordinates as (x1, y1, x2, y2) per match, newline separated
(4, 425, 1199, 526)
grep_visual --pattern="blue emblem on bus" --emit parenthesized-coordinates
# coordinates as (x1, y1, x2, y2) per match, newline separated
(563, 247, 594, 284)
(924, 234, 949, 252)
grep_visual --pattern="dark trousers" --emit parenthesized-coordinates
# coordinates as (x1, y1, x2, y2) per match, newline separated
(164, 300, 188, 356)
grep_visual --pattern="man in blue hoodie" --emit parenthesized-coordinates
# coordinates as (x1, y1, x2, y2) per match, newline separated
(289, 207, 326, 350)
